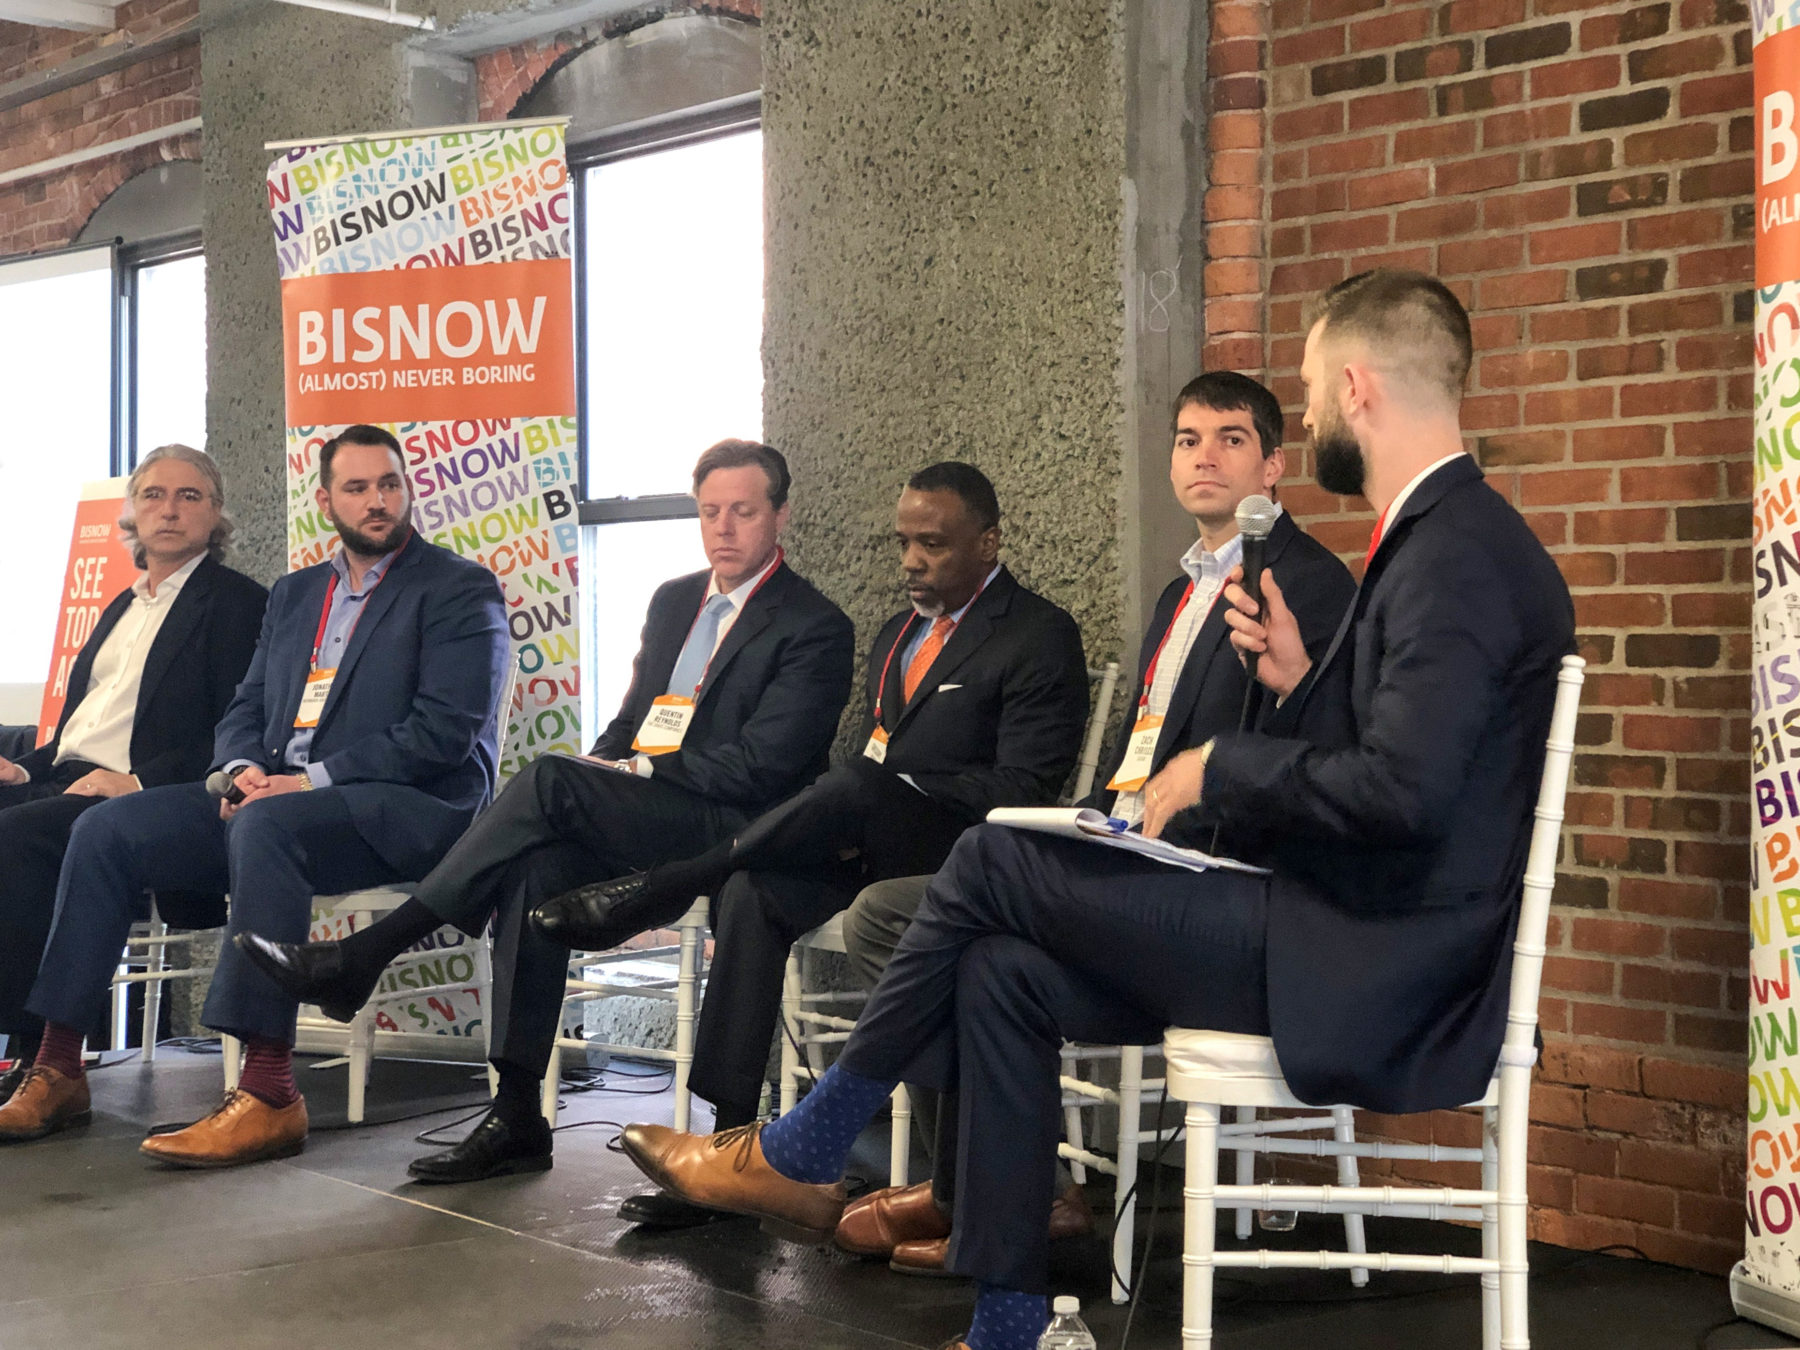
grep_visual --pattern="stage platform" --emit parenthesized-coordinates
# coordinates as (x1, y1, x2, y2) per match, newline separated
(0, 1047, 1787, 1350)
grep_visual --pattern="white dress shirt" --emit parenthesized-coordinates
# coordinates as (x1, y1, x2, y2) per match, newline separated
(53, 552, 207, 779)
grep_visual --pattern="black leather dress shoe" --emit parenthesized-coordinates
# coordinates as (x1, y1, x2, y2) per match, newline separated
(408, 1108, 553, 1184)
(0, 1063, 24, 1107)
(531, 872, 657, 950)
(233, 934, 378, 1024)
(618, 1189, 735, 1228)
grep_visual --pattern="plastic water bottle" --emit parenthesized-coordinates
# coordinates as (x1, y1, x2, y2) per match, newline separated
(1036, 1295, 1097, 1350)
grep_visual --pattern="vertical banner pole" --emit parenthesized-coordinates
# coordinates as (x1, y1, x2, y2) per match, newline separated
(1738, 11, 1800, 1335)
(266, 120, 582, 1043)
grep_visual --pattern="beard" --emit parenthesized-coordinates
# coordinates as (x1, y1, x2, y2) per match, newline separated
(1312, 405, 1367, 497)
(333, 508, 413, 556)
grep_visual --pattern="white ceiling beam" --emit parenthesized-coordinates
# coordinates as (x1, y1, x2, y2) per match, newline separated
(0, 0, 124, 32)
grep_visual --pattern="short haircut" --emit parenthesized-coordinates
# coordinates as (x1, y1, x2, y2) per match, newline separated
(120, 443, 234, 568)
(692, 439, 790, 510)
(1173, 371, 1285, 458)
(319, 424, 404, 488)
(906, 461, 1000, 532)
(1305, 269, 1473, 404)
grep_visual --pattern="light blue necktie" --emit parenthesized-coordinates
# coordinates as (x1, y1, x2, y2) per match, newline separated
(667, 593, 735, 699)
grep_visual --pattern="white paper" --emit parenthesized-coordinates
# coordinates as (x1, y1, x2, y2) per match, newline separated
(985, 807, 1271, 877)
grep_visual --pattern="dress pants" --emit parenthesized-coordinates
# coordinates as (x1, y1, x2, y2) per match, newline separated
(413, 754, 744, 1079)
(685, 764, 971, 1119)
(837, 823, 1271, 1293)
(29, 781, 405, 1045)
(0, 765, 105, 1057)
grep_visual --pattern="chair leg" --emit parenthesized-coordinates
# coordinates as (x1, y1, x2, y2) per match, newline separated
(675, 905, 703, 1134)
(1482, 1104, 1501, 1350)
(1062, 1059, 1089, 1184)
(1233, 1105, 1255, 1241)
(1331, 1105, 1369, 1287)
(1497, 1079, 1533, 1350)
(141, 918, 168, 1063)
(347, 1007, 371, 1125)
(222, 1034, 242, 1092)
(1111, 1044, 1144, 1305)
(542, 1042, 561, 1127)
(889, 1084, 910, 1186)
(778, 948, 802, 1115)
(1182, 1099, 1221, 1347)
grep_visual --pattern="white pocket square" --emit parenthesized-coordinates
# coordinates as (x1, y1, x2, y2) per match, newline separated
(937, 683, 963, 692)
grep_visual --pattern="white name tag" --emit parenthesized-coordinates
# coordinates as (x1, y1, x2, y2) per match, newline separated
(863, 726, 890, 763)
(1106, 714, 1164, 793)
(633, 695, 696, 755)
(294, 668, 335, 729)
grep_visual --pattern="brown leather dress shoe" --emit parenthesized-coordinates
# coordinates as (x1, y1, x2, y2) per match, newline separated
(140, 1090, 308, 1169)
(890, 1183, 1096, 1277)
(619, 1122, 847, 1244)
(835, 1179, 953, 1257)
(0, 1067, 90, 1141)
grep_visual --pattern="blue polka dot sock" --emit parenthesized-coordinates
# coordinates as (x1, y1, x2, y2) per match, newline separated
(967, 1284, 1049, 1350)
(758, 1062, 896, 1184)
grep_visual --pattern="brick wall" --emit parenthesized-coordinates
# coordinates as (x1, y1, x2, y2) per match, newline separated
(0, 0, 200, 257)
(1205, 0, 1753, 1273)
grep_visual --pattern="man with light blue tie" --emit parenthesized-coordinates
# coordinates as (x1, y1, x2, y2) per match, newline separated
(239, 439, 855, 1185)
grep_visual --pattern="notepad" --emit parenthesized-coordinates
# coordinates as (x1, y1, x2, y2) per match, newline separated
(985, 807, 1271, 877)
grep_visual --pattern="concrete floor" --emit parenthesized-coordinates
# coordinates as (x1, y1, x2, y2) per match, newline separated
(0, 1048, 1789, 1350)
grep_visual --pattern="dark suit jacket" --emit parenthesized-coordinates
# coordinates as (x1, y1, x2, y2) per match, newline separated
(212, 535, 511, 880)
(1091, 512, 1355, 845)
(593, 560, 855, 815)
(1198, 457, 1575, 1114)
(19, 555, 267, 789)
(858, 566, 1090, 826)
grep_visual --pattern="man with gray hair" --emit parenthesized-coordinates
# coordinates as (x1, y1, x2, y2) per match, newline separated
(0, 445, 267, 1102)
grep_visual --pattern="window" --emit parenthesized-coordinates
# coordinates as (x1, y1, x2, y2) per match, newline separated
(575, 120, 764, 736)
(0, 243, 117, 720)
(123, 244, 207, 458)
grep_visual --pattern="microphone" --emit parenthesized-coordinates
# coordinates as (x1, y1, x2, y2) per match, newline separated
(1235, 494, 1279, 684)
(206, 765, 251, 805)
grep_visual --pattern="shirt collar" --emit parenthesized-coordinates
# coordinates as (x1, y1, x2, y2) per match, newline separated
(1180, 505, 1281, 589)
(914, 563, 1002, 624)
(329, 542, 403, 595)
(1381, 453, 1466, 530)
(707, 549, 782, 611)
(133, 550, 206, 602)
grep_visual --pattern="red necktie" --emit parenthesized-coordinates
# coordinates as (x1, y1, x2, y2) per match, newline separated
(1364, 506, 1391, 570)
(903, 617, 955, 701)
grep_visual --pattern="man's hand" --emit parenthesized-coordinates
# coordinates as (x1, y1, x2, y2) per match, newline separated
(0, 754, 25, 787)
(1141, 746, 1208, 841)
(219, 764, 306, 819)
(64, 769, 139, 799)
(1222, 568, 1312, 701)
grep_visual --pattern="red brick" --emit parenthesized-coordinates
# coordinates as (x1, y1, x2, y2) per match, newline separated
(1347, 166, 1432, 209)
(1483, 103, 1574, 148)
(1628, 207, 1725, 251)
(1576, 1174, 1677, 1226)
(1531, 1082, 1587, 1128)
(1571, 916, 1669, 957)
(1394, 121, 1479, 162)
(1620, 378, 1718, 418)
(1348, 87, 1433, 129)
(1438, 152, 1521, 196)
(1618, 878, 1719, 919)
(1311, 213, 1392, 253)
(1527, 385, 1614, 424)
(1483, 186, 1573, 229)
(1539, 1041, 1644, 1093)
(1572, 1001, 1670, 1045)
(1274, 103, 1345, 141)
(1482, 270, 1573, 310)
(1642, 1058, 1741, 1110)
(1529, 53, 1622, 98)
(1587, 1089, 1695, 1142)
(1573, 425, 1667, 460)
(1676, 244, 1753, 289)
(1677, 70, 1750, 117)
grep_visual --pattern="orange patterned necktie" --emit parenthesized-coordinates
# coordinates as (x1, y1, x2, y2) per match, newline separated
(903, 616, 956, 701)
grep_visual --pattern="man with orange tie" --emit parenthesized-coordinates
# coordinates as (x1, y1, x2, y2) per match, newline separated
(533, 461, 1091, 1229)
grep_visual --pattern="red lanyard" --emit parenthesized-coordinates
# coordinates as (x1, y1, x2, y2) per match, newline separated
(675, 548, 783, 698)
(1137, 578, 1229, 711)
(311, 535, 408, 669)
(872, 571, 993, 723)
(1364, 506, 1391, 570)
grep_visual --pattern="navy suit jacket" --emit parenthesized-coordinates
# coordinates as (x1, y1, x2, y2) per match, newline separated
(1198, 457, 1574, 1113)
(859, 566, 1089, 825)
(1091, 512, 1355, 845)
(212, 535, 511, 879)
(593, 560, 855, 815)
(21, 555, 267, 789)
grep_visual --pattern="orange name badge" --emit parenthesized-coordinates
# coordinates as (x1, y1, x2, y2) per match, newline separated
(1106, 715, 1164, 793)
(294, 668, 336, 729)
(863, 725, 890, 764)
(633, 695, 696, 755)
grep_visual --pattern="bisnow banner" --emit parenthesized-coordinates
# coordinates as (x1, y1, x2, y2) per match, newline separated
(268, 119, 581, 1041)
(1741, 13, 1800, 1335)
(38, 478, 135, 743)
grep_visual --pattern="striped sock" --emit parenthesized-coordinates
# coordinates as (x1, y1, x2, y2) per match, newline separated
(237, 1037, 300, 1109)
(33, 1022, 84, 1081)
(757, 1062, 895, 1185)
(967, 1284, 1049, 1350)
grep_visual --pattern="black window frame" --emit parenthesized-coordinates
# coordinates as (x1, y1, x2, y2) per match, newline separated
(567, 92, 761, 529)
(114, 228, 204, 472)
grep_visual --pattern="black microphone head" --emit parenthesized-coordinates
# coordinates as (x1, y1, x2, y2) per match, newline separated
(1236, 494, 1278, 541)
(205, 769, 235, 800)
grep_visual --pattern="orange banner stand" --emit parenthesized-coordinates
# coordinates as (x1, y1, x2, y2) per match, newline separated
(36, 478, 135, 745)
